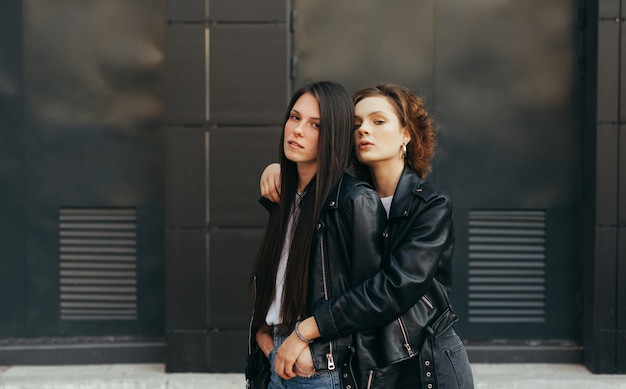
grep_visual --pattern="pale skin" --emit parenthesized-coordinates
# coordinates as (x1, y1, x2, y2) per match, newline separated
(256, 92, 321, 379)
(261, 95, 411, 380)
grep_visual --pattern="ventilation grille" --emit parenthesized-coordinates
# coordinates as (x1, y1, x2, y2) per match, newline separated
(467, 210, 546, 323)
(59, 208, 138, 321)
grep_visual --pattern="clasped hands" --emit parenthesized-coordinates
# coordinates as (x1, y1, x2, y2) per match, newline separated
(255, 325, 316, 380)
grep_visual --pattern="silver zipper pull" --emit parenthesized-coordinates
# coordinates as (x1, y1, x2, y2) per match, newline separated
(326, 353, 336, 370)
(404, 343, 412, 352)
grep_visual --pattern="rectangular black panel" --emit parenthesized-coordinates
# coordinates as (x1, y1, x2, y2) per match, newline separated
(208, 229, 266, 329)
(596, 124, 618, 225)
(433, 0, 582, 342)
(597, 21, 619, 123)
(166, 331, 208, 372)
(209, 0, 285, 22)
(599, 0, 620, 18)
(619, 228, 626, 330)
(210, 127, 280, 228)
(0, 207, 26, 335)
(293, 0, 435, 99)
(166, 0, 205, 22)
(209, 24, 288, 125)
(165, 229, 207, 330)
(621, 126, 626, 224)
(165, 24, 206, 125)
(594, 228, 618, 325)
(165, 127, 207, 228)
(207, 330, 248, 372)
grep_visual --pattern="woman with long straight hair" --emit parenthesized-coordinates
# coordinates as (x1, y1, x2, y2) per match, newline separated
(247, 81, 387, 389)
(261, 84, 474, 388)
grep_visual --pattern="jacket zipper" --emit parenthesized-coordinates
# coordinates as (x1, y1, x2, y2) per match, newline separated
(366, 370, 374, 389)
(319, 232, 336, 370)
(397, 296, 435, 355)
(248, 275, 257, 355)
(421, 295, 434, 309)
(397, 317, 412, 354)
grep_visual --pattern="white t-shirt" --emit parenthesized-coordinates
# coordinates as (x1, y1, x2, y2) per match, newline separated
(380, 195, 393, 218)
(265, 195, 301, 325)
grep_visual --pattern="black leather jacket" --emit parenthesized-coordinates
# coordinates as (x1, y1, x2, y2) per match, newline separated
(313, 166, 458, 388)
(250, 172, 387, 374)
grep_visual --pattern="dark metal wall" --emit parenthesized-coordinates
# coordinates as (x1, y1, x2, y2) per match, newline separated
(164, 0, 288, 372)
(0, 0, 165, 363)
(1, 0, 623, 375)
(583, 0, 626, 374)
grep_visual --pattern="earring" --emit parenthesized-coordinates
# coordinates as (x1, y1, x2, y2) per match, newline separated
(402, 143, 407, 158)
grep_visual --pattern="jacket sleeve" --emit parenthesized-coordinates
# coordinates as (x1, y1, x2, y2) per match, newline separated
(311, 186, 387, 341)
(314, 193, 454, 340)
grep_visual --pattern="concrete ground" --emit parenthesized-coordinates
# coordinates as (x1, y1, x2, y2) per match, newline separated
(1, 363, 625, 388)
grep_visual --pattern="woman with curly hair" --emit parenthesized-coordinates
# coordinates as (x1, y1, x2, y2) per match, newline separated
(261, 84, 474, 388)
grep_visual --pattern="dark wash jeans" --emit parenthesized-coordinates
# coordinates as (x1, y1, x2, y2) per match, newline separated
(397, 327, 474, 388)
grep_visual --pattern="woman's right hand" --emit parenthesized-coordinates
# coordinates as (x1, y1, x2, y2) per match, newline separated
(260, 163, 281, 203)
(255, 325, 274, 358)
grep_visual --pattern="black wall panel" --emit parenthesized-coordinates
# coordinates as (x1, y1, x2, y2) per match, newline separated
(164, 0, 289, 372)
(597, 21, 620, 122)
(164, 24, 206, 126)
(434, 0, 582, 342)
(166, 331, 207, 372)
(208, 229, 265, 329)
(209, 0, 285, 21)
(599, 0, 620, 17)
(208, 331, 247, 372)
(0, 0, 25, 336)
(165, 0, 205, 22)
(292, 0, 435, 101)
(209, 127, 280, 228)
(165, 127, 206, 227)
(597, 124, 619, 224)
(0, 0, 166, 346)
(165, 229, 207, 330)
(209, 24, 288, 125)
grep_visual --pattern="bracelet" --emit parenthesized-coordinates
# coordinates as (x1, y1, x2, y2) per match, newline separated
(294, 321, 314, 344)
(294, 363, 316, 378)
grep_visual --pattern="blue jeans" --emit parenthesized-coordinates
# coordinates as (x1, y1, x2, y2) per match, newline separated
(397, 328, 474, 388)
(268, 327, 341, 389)
(434, 328, 474, 388)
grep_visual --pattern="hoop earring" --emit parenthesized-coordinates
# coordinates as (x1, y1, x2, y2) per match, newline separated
(402, 143, 407, 158)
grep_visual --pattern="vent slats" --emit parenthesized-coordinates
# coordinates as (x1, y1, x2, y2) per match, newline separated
(468, 209, 547, 323)
(59, 207, 138, 321)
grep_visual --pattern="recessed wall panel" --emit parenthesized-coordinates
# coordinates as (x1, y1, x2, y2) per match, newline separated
(210, 0, 285, 22)
(210, 24, 288, 125)
(597, 21, 620, 123)
(208, 229, 265, 328)
(210, 127, 280, 228)
(165, 229, 207, 329)
(165, 127, 206, 228)
(166, 0, 205, 22)
(165, 24, 206, 125)
(293, 0, 435, 99)
(434, 0, 582, 341)
(597, 124, 619, 225)
(208, 330, 248, 372)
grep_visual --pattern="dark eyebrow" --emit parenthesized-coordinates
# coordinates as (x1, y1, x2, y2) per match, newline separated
(291, 109, 320, 121)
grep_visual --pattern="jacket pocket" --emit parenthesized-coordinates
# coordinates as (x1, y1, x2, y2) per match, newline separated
(378, 294, 438, 366)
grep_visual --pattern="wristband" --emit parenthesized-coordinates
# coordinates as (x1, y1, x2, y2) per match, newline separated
(294, 321, 313, 344)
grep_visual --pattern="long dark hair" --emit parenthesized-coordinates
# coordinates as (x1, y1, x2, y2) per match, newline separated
(250, 81, 354, 329)
(352, 84, 436, 181)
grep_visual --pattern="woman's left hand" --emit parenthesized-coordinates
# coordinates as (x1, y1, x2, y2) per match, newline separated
(293, 347, 316, 377)
(274, 331, 310, 379)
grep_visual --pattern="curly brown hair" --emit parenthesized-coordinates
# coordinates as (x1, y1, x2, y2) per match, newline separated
(352, 84, 436, 180)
